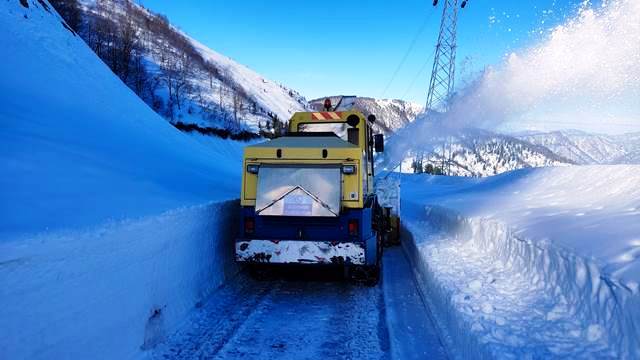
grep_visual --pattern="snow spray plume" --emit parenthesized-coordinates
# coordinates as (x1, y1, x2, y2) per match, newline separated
(445, 0, 640, 132)
(384, 0, 640, 168)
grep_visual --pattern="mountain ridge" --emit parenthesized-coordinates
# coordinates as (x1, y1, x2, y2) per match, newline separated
(65, 0, 309, 134)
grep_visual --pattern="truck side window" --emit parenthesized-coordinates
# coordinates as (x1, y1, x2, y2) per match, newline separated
(348, 128, 359, 146)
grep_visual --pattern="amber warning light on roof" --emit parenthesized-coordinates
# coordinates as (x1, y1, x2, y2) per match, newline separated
(323, 98, 332, 110)
(311, 112, 343, 121)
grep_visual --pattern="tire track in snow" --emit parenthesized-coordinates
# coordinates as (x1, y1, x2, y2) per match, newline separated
(149, 274, 275, 359)
(213, 276, 388, 360)
(151, 269, 392, 359)
(150, 249, 451, 359)
(317, 279, 390, 360)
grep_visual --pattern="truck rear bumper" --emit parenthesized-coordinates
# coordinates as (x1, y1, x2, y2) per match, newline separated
(235, 239, 366, 265)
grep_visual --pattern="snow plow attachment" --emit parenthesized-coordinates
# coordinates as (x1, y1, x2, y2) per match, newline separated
(236, 240, 366, 265)
(376, 176, 401, 246)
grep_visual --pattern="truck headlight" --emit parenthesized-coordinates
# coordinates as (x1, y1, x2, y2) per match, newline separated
(342, 165, 356, 174)
(246, 164, 260, 174)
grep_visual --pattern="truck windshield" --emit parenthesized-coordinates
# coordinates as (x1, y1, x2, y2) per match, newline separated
(255, 165, 341, 217)
(298, 123, 349, 140)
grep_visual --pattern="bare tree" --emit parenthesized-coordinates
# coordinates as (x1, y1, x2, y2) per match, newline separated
(85, 4, 118, 62)
(218, 80, 225, 109)
(157, 42, 194, 119)
(204, 63, 220, 90)
(232, 90, 243, 128)
(73, 0, 263, 135)
(49, 0, 82, 31)
(117, 17, 137, 82)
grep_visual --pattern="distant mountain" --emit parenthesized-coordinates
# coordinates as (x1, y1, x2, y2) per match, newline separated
(612, 132, 640, 163)
(309, 96, 423, 134)
(60, 0, 308, 134)
(384, 128, 574, 177)
(373, 109, 575, 177)
(516, 130, 640, 165)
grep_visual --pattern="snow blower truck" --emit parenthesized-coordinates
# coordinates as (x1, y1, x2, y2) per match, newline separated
(235, 105, 395, 283)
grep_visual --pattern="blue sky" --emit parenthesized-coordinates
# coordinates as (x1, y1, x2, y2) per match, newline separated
(138, 0, 588, 105)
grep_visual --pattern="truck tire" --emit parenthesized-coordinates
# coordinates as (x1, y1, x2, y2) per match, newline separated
(364, 264, 380, 286)
(247, 264, 274, 280)
(346, 232, 382, 286)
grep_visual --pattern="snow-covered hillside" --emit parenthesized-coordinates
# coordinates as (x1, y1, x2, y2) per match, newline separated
(1, 1, 245, 235)
(1, 1, 242, 358)
(615, 132, 640, 163)
(397, 165, 640, 358)
(76, 0, 307, 133)
(517, 129, 640, 165)
(310, 95, 423, 134)
(380, 120, 573, 176)
(190, 38, 308, 128)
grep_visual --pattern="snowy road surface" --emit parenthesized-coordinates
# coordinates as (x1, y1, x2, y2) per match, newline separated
(150, 248, 447, 359)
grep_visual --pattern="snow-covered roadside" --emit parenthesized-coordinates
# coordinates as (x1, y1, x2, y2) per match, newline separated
(398, 166, 640, 359)
(1, 3, 247, 359)
(0, 200, 239, 360)
(0, 1, 245, 236)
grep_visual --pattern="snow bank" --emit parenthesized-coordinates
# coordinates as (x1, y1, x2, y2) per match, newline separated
(1, 2, 245, 358)
(0, 0, 243, 237)
(399, 165, 640, 358)
(0, 200, 239, 360)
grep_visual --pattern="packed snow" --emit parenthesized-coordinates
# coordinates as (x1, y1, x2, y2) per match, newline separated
(149, 247, 446, 360)
(1, 201, 240, 359)
(0, 1, 245, 236)
(397, 165, 640, 358)
(1, 2, 244, 359)
(403, 166, 640, 285)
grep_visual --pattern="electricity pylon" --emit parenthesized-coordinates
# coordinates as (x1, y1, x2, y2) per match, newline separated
(420, 0, 468, 175)
(426, 0, 467, 112)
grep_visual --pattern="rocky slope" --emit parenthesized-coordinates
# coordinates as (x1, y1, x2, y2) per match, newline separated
(309, 96, 423, 134)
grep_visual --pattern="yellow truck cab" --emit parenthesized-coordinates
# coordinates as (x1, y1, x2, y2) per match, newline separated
(236, 109, 387, 282)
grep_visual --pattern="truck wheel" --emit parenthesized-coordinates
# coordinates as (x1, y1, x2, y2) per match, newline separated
(366, 232, 383, 286)
(343, 264, 351, 281)
(347, 265, 379, 286)
(364, 265, 380, 286)
(363, 237, 382, 286)
(345, 234, 382, 285)
(248, 264, 273, 280)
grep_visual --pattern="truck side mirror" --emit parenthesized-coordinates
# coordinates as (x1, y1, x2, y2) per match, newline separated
(374, 134, 384, 153)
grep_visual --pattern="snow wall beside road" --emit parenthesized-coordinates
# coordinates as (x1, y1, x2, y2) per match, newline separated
(403, 206, 640, 359)
(0, 200, 240, 360)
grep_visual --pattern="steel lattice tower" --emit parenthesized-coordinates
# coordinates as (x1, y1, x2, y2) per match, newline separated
(415, 0, 468, 175)
(426, 0, 466, 112)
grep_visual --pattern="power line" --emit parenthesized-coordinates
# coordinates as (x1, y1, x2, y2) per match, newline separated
(380, 11, 437, 98)
(401, 46, 436, 100)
